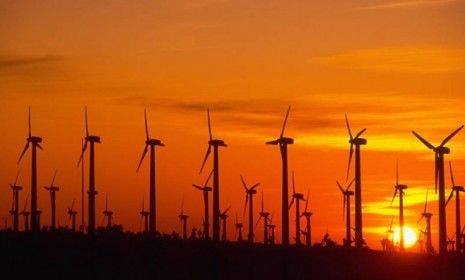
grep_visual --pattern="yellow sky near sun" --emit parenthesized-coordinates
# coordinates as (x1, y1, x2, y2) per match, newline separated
(1, 0, 465, 251)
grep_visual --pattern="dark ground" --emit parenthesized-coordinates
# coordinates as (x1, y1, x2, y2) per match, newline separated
(0, 231, 464, 280)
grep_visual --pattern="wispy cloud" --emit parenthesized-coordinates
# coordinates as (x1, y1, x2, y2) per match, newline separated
(358, 0, 457, 10)
(310, 48, 465, 73)
(0, 55, 62, 70)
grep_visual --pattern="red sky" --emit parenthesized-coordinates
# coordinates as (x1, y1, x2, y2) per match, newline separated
(1, 0, 465, 250)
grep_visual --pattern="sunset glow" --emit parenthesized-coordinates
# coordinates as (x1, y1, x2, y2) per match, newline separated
(1, 0, 465, 251)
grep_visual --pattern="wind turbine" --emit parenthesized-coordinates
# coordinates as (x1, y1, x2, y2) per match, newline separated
(412, 125, 463, 253)
(268, 215, 276, 245)
(44, 170, 59, 230)
(234, 214, 243, 242)
(9, 172, 22, 232)
(266, 106, 293, 246)
(445, 161, 464, 253)
(257, 191, 270, 244)
(139, 197, 149, 234)
(219, 206, 231, 242)
(337, 178, 354, 247)
(192, 170, 213, 239)
(301, 190, 312, 247)
(80, 138, 85, 233)
(67, 199, 77, 232)
(289, 172, 305, 245)
(178, 198, 189, 240)
(20, 195, 30, 231)
(103, 195, 113, 229)
(390, 162, 408, 252)
(17, 107, 43, 232)
(199, 109, 227, 242)
(136, 109, 164, 234)
(241, 175, 260, 243)
(417, 191, 434, 254)
(77, 107, 100, 235)
(345, 114, 367, 248)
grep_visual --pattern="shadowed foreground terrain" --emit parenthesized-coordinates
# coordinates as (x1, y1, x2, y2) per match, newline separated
(0, 231, 464, 280)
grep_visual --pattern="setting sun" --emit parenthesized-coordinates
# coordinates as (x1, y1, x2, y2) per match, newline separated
(393, 226, 418, 248)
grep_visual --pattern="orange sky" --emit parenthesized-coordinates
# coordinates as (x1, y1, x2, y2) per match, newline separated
(1, 0, 465, 251)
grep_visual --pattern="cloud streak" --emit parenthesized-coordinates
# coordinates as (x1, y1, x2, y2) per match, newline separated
(357, 0, 457, 10)
(0, 55, 62, 70)
(310, 48, 465, 73)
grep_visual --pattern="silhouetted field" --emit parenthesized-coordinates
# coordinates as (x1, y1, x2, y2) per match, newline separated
(0, 230, 464, 280)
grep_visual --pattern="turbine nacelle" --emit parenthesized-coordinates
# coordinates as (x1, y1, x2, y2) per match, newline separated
(452, 186, 465, 192)
(422, 213, 433, 219)
(266, 137, 294, 145)
(44, 186, 59, 192)
(302, 212, 312, 218)
(85, 135, 101, 143)
(395, 184, 408, 191)
(293, 193, 305, 200)
(349, 138, 366, 145)
(27, 136, 43, 143)
(178, 214, 189, 220)
(208, 139, 227, 147)
(246, 189, 257, 195)
(434, 146, 450, 154)
(345, 190, 354, 196)
(146, 139, 164, 146)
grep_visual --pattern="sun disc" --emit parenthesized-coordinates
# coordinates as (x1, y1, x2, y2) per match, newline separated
(393, 226, 417, 248)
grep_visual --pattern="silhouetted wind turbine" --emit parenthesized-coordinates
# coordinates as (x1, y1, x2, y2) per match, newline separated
(9, 172, 22, 232)
(345, 114, 367, 248)
(192, 170, 213, 239)
(417, 190, 434, 254)
(67, 199, 77, 232)
(390, 161, 407, 252)
(139, 197, 149, 233)
(445, 161, 464, 253)
(301, 190, 312, 247)
(44, 170, 59, 230)
(268, 214, 276, 245)
(266, 106, 293, 246)
(199, 109, 227, 242)
(17, 107, 43, 232)
(80, 138, 85, 232)
(136, 109, 164, 234)
(289, 172, 305, 245)
(219, 206, 231, 242)
(241, 175, 260, 243)
(103, 195, 113, 229)
(178, 198, 189, 240)
(20, 195, 30, 231)
(77, 107, 100, 234)
(257, 191, 270, 244)
(234, 214, 243, 242)
(337, 178, 354, 247)
(412, 125, 463, 253)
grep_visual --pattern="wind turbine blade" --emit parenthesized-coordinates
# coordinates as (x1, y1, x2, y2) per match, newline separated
(440, 125, 464, 147)
(243, 195, 248, 217)
(396, 160, 399, 186)
(445, 190, 454, 206)
(255, 215, 262, 229)
(449, 161, 456, 187)
(345, 114, 353, 140)
(342, 195, 346, 220)
(424, 190, 428, 213)
(14, 171, 20, 186)
(304, 190, 309, 212)
(17, 142, 30, 164)
(355, 128, 366, 139)
(411, 131, 434, 150)
(346, 177, 355, 191)
(223, 206, 231, 216)
(23, 195, 29, 212)
(85, 106, 89, 137)
(390, 189, 398, 206)
(77, 140, 88, 167)
(240, 175, 247, 190)
(204, 169, 213, 187)
(435, 154, 439, 194)
(280, 105, 291, 138)
(28, 106, 32, 138)
(292, 171, 296, 195)
(389, 216, 394, 231)
(207, 109, 212, 141)
(288, 197, 294, 210)
(261, 191, 264, 212)
(37, 144, 43, 150)
(144, 109, 149, 140)
(136, 144, 149, 172)
(192, 184, 204, 191)
(346, 144, 353, 181)
(417, 215, 424, 224)
(250, 182, 260, 191)
(336, 181, 344, 194)
(51, 170, 58, 186)
(199, 146, 211, 174)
